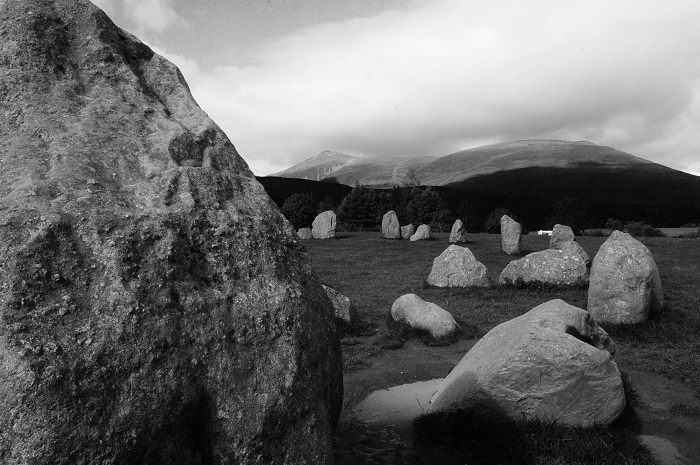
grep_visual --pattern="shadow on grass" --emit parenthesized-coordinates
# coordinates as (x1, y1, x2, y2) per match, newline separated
(411, 377, 654, 465)
(375, 315, 483, 350)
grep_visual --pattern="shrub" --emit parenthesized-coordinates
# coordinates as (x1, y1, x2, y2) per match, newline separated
(623, 221, 666, 237)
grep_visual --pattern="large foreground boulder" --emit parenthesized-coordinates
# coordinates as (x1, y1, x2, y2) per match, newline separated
(410, 224, 431, 241)
(588, 231, 664, 324)
(499, 244, 588, 286)
(381, 211, 401, 239)
(312, 210, 336, 239)
(0, 1, 342, 463)
(449, 219, 468, 243)
(391, 294, 461, 339)
(500, 215, 522, 255)
(427, 245, 489, 288)
(429, 300, 625, 427)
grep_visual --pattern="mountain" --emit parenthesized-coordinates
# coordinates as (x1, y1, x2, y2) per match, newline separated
(270, 140, 700, 209)
(272, 150, 436, 186)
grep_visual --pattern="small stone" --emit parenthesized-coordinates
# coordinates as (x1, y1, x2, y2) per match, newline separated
(400, 224, 415, 239)
(410, 224, 431, 241)
(391, 294, 461, 340)
(449, 219, 468, 243)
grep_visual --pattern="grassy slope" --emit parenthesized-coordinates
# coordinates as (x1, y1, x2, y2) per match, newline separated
(303, 232, 700, 464)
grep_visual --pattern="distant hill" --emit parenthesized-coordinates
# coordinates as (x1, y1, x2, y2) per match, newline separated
(271, 140, 700, 210)
(272, 150, 436, 187)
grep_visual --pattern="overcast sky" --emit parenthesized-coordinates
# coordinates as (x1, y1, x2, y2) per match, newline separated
(90, 0, 700, 176)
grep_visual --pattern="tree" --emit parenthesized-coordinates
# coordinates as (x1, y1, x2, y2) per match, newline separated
(281, 192, 317, 229)
(545, 197, 590, 234)
(456, 200, 481, 232)
(406, 187, 452, 230)
(337, 183, 383, 230)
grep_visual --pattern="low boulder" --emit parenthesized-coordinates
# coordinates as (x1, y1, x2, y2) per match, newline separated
(559, 240, 590, 265)
(427, 245, 489, 288)
(588, 231, 664, 324)
(298, 227, 313, 240)
(381, 211, 401, 239)
(410, 224, 431, 241)
(500, 215, 522, 255)
(312, 211, 336, 239)
(401, 224, 415, 239)
(449, 219, 468, 243)
(391, 294, 461, 340)
(428, 299, 625, 427)
(322, 285, 358, 324)
(549, 224, 575, 249)
(499, 247, 588, 286)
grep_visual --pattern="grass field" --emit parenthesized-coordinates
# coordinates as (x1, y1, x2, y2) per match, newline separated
(302, 232, 700, 464)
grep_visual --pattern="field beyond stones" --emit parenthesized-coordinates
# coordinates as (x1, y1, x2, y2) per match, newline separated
(303, 232, 700, 464)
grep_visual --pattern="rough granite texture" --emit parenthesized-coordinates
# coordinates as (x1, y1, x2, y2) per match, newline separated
(549, 224, 575, 249)
(390, 294, 461, 340)
(429, 299, 625, 427)
(312, 211, 336, 239)
(409, 224, 431, 241)
(448, 219, 467, 243)
(0, 1, 342, 463)
(588, 231, 664, 324)
(427, 245, 489, 288)
(499, 247, 588, 287)
(381, 211, 400, 239)
(400, 224, 415, 239)
(500, 215, 521, 255)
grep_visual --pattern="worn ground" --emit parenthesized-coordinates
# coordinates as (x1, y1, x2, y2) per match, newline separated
(303, 232, 700, 464)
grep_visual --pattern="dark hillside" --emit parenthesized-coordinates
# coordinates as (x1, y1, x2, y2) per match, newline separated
(256, 176, 352, 208)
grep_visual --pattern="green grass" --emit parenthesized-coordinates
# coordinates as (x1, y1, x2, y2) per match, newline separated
(303, 232, 700, 464)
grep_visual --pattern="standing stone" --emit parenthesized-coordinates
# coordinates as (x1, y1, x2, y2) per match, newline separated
(588, 231, 664, 324)
(410, 224, 431, 241)
(322, 285, 358, 324)
(312, 210, 337, 239)
(549, 224, 575, 249)
(0, 1, 342, 463)
(298, 227, 313, 239)
(401, 224, 415, 239)
(500, 215, 522, 255)
(381, 211, 401, 239)
(449, 219, 468, 243)
(391, 294, 461, 340)
(429, 299, 625, 427)
(499, 246, 588, 287)
(427, 245, 489, 288)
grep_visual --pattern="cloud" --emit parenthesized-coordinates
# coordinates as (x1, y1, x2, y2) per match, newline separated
(153, 0, 700, 175)
(90, 0, 184, 34)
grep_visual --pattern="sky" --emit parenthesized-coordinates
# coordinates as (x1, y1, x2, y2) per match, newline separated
(89, 0, 700, 176)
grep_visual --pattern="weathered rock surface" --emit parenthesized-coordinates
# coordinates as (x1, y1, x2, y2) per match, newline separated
(400, 224, 415, 239)
(499, 247, 588, 286)
(549, 224, 575, 249)
(0, 1, 342, 463)
(322, 285, 358, 324)
(312, 210, 336, 239)
(429, 299, 625, 427)
(410, 224, 431, 241)
(588, 231, 664, 324)
(390, 294, 461, 339)
(449, 219, 468, 243)
(381, 211, 401, 239)
(297, 227, 313, 239)
(559, 240, 590, 265)
(500, 215, 522, 255)
(427, 245, 489, 288)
